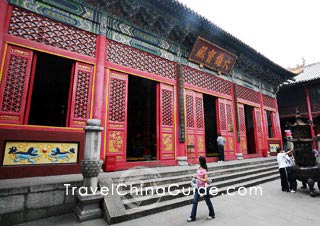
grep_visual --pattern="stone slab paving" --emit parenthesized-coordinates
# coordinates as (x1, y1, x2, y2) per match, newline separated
(14, 179, 320, 226)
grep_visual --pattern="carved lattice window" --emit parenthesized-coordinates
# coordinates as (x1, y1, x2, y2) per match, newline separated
(109, 78, 126, 122)
(107, 40, 176, 80)
(239, 106, 246, 132)
(219, 103, 227, 131)
(183, 66, 231, 96)
(161, 90, 173, 126)
(186, 95, 195, 128)
(73, 70, 90, 119)
(263, 95, 276, 109)
(195, 97, 204, 129)
(1, 55, 28, 113)
(8, 7, 96, 57)
(237, 85, 260, 104)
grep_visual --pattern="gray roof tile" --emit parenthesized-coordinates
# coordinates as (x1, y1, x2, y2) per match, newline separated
(286, 62, 320, 85)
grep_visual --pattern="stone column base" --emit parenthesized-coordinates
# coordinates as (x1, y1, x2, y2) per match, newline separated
(74, 191, 104, 221)
(236, 153, 244, 160)
(177, 156, 188, 166)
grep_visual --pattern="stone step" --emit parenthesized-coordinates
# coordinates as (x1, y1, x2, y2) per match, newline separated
(122, 168, 279, 208)
(101, 157, 279, 224)
(111, 158, 276, 183)
(117, 174, 280, 223)
(117, 162, 277, 190)
(120, 164, 277, 199)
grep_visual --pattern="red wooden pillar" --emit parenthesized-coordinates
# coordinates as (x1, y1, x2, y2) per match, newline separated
(94, 36, 107, 160)
(176, 64, 186, 159)
(0, 0, 9, 62)
(259, 92, 268, 157)
(231, 80, 241, 157)
(274, 97, 283, 149)
(305, 85, 316, 148)
(93, 35, 107, 119)
(175, 85, 185, 158)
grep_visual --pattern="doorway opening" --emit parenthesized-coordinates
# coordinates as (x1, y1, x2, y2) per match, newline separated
(244, 105, 257, 154)
(28, 52, 73, 127)
(126, 75, 157, 161)
(266, 111, 274, 138)
(203, 94, 218, 157)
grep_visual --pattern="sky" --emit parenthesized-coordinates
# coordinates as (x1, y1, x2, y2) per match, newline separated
(177, 0, 320, 69)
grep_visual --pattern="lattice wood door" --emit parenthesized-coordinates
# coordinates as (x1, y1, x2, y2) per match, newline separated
(253, 108, 264, 152)
(158, 83, 175, 160)
(105, 71, 128, 163)
(217, 98, 235, 155)
(0, 45, 34, 124)
(69, 62, 94, 127)
(185, 89, 205, 159)
(238, 103, 247, 154)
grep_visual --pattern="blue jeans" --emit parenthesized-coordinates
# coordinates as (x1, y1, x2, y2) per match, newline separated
(190, 187, 215, 220)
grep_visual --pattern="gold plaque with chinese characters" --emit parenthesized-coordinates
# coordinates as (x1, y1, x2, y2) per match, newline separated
(189, 37, 237, 75)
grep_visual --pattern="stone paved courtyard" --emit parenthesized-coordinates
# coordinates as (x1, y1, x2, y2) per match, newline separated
(15, 179, 320, 226)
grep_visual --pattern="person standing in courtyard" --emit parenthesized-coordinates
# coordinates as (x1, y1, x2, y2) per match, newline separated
(217, 133, 225, 162)
(276, 147, 291, 192)
(187, 156, 215, 222)
(285, 149, 297, 193)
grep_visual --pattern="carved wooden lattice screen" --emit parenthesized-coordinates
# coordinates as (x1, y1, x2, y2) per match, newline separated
(69, 62, 93, 127)
(0, 44, 93, 127)
(217, 98, 235, 156)
(185, 89, 205, 159)
(238, 103, 247, 154)
(106, 71, 128, 162)
(253, 108, 264, 152)
(159, 83, 175, 160)
(0, 45, 33, 124)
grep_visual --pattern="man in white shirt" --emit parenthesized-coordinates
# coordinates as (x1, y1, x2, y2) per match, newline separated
(276, 148, 290, 192)
(285, 149, 297, 193)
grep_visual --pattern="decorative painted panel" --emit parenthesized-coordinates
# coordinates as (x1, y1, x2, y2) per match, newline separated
(106, 40, 176, 80)
(237, 85, 260, 104)
(183, 66, 231, 96)
(217, 98, 235, 155)
(0, 45, 33, 124)
(3, 141, 78, 165)
(263, 94, 276, 109)
(69, 62, 93, 127)
(8, 7, 97, 57)
(107, 16, 180, 56)
(159, 84, 175, 160)
(238, 104, 247, 154)
(106, 71, 128, 164)
(253, 108, 264, 151)
(185, 90, 205, 158)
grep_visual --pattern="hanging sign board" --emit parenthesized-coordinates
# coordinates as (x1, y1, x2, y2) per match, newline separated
(188, 37, 237, 75)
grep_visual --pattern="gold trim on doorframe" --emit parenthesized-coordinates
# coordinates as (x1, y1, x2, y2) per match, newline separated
(0, 43, 8, 83)
(6, 41, 95, 65)
(106, 67, 175, 86)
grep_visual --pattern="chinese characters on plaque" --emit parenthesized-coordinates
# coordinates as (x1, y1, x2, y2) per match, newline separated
(189, 37, 237, 75)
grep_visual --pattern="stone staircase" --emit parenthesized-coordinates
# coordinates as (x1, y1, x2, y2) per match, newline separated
(99, 157, 279, 224)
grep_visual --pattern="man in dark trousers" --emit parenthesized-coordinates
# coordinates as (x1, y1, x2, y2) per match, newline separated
(217, 133, 225, 162)
(276, 147, 292, 192)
